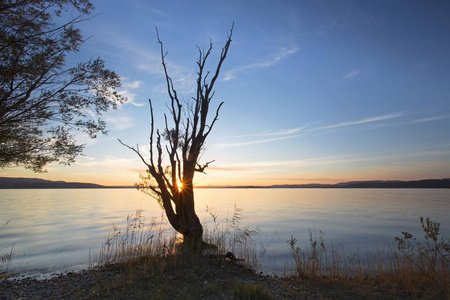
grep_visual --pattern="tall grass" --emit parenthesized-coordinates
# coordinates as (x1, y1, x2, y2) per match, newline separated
(0, 220, 15, 274)
(88, 207, 264, 299)
(203, 204, 260, 266)
(96, 206, 260, 268)
(288, 217, 450, 299)
(96, 209, 448, 298)
(96, 210, 177, 267)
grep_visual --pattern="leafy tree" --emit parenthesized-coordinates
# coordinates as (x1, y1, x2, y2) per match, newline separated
(120, 24, 233, 250)
(0, 0, 126, 172)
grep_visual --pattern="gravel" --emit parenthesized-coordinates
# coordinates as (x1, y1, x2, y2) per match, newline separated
(0, 260, 315, 299)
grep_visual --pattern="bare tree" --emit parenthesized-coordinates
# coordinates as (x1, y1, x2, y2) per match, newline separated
(120, 24, 233, 250)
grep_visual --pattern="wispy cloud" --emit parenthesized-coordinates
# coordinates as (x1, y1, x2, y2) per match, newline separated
(213, 149, 450, 172)
(343, 69, 359, 80)
(119, 80, 146, 107)
(126, 80, 142, 89)
(104, 114, 136, 130)
(98, 33, 164, 77)
(75, 155, 138, 168)
(126, 0, 169, 18)
(215, 112, 403, 149)
(316, 112, 403, 130)
(226, 125, 309, 139)
(215, 133, 308, 149)
(408, 116, 446, 124)
(223, 47, 299, 81)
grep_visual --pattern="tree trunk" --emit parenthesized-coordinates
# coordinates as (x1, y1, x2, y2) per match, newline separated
(173, 182, 204, 250)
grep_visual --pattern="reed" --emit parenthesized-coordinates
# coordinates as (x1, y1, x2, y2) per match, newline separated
(96, 210, 176, 267)
(288, 217, 450, 299)
(95, 206, 260, 268)
(94, 210, 448, 298)
(88, 207, 262, 299)
(202, 204, 260, 266)
(0, 220, 14, 275)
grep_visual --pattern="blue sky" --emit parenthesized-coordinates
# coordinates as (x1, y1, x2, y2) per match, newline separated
(4, 0, 450, 186)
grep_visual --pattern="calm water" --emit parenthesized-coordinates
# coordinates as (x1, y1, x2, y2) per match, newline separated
(0, 188, 449, 277)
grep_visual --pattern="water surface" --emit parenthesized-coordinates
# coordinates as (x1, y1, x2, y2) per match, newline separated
(0, 188, 449, 277)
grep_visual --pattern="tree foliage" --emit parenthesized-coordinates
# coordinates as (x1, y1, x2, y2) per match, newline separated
(0, 0, 126, 172)
(120, 24, 233, 248)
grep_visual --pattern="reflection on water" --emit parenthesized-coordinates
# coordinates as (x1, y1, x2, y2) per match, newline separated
(1, 188, 449, 277)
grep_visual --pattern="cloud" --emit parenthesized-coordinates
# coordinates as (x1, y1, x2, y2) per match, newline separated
(75, 155, 137, 168)
(408, 116, 446, 124)
(119, 80, 146, 107)
(223, 47, 299, 81)
(215, 112, 403, 149)
(343, 69, 359, 80)
(214, 133, 308, 149)
(104, 114, 135, 130)
(97, 33, 165, 77)
(118, 90, 144, 107)
(211, 154, 363, 172)
(225, 125, 309, 139)
(126, 0, 169, 18)
(316, 112, 403, 130)
(213, 149, 450, 172)
(125, 80, 142, 89)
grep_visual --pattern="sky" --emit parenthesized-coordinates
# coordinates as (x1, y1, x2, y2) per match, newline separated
(3, 0, 450, 186)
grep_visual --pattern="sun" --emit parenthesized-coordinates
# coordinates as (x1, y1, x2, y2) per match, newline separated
(177, 181, 183, 192)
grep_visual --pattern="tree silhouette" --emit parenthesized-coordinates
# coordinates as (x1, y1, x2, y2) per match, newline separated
(0, 0, 125, 172)
(120, 24, 233, 249)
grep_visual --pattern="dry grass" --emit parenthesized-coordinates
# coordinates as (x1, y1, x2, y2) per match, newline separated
(95, 206, 260, 268)
(202, 205, 260, 266)
(95, 210, 449, 299)
(0, 220, 15, 275)
(5, 209, 448, 299)
(95, 210, 176, 267)
(87, 207, 268, 299)
(288, 217, 450, 299)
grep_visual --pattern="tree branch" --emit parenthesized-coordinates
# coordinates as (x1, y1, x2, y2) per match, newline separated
(195, 160, 215, 174)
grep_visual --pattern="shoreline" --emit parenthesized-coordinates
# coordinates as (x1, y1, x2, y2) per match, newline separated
(0, 256, 408, 300)
(0, 258, 310, 299)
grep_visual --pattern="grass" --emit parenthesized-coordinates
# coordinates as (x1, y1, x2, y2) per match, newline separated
(234, 282, 274, 300)
(95, 210, 175, 267)
(90, 208, 450, 299)
(202, 204, 260, 267)
(287, 217, 450, 299)
(84, 207, 267, 299)
(2, 210, 449, 299)
(0, 220, 15, 277)
(89, 211, 450, 299)
(95, 206, 260, 268)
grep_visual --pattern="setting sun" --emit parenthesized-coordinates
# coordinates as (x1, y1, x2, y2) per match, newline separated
(177, 181, 183, 191)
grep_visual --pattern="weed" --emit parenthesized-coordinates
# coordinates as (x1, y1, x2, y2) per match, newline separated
(0, 220, 15, 272)
(89, 207, 263, 299)
(96, 210, 176, 266)
(234, 282, 274, 300)
(288, 217, 450, 299)
(203, 204, 260, 266)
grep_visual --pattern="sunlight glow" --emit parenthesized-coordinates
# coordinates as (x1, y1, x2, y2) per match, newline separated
(177, 180, 183, 192)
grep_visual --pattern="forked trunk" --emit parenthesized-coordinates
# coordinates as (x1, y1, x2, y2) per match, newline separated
(171, 182, 204, 250)
(176, 187, 203, 249)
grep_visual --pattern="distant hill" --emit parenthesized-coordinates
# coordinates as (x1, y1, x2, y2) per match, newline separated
(1, 177, 449, 189)
(272, 179, 450, 189)
(0, 177, 105, 189)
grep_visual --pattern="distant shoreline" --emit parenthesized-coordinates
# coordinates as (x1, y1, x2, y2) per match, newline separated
(1, 177, 449, 189)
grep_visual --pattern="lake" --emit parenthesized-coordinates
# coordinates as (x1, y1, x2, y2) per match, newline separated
(1, 188, 449, 278)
